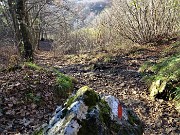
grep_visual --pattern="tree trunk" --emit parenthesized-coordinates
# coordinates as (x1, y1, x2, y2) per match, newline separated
(7, 0, 22, 56)
(8, 0, 33, 62)
(16, 0, 33, 61)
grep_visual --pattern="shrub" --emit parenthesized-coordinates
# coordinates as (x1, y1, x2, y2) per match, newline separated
(53, 69, 74, 100)
(111, 0, 180, 44)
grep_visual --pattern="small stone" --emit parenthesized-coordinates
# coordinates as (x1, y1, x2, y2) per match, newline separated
(31, 104, 37, 109)
(132, 91, 137, 94)
(15, 82, 21, 87)
(6, 110, 15, 115)
(120, 83, 126, 87)
(8, 104, 13, 107)
(158, 99, 164, 103)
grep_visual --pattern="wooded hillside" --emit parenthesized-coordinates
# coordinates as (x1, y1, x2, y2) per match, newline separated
(0, 0, 179, 134)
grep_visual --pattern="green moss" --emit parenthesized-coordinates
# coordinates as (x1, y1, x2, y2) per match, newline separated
(162, 41, 180, 55)
(98, 99, 111, 127)
(54, 69, 74, 90)
(56, 77, 73, 91)
(83, 89, 99, 107)
(110, 122, 121, 133)
(140, 53, 180, 104)
(66, 86, 99, 108)
(66, 96, 77, 107)
(33, 128, 43, 135)
(24, 62, 42, 70)
(174, 87, 180, 101)
(78, 118, 98, 135)
(173, 87, 180, 112)
(149, 80, 168, 98)
(54, 69, 74, 99)
(153, 55, 180, 80)
(127, 109, 141, 126)
(138, 61, 155, 73)
(126, 110, 143, 135)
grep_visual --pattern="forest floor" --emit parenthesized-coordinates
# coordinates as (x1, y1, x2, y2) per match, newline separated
(0, 42, 179, 134)
(35, 43, 179, 135)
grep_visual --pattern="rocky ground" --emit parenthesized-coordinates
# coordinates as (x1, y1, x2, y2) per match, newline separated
(0, 43, 179, 134)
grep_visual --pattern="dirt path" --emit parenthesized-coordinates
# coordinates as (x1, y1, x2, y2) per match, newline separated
(36, 45, 179, 135)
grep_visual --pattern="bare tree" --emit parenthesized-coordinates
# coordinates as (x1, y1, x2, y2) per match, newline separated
(6, 0, 49, 61)
(110, 0, 180, 44)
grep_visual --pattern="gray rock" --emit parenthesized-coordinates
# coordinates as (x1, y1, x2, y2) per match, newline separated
(43, 86, 143, 135)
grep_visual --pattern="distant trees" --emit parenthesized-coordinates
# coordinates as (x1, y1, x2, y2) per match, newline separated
(4, 0, 49, 62)
(0, 0, 14, 44)
(0, 0, 74, 60)
(2, 0, 179, 62)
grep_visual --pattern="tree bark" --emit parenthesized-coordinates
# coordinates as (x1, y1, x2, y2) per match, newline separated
(8, 0, 34, 62)
(17, 0, 33, 61)
(7, 0, 21, 54)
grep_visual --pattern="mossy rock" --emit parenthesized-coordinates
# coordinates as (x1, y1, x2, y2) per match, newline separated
(98, 99, 111, 127)
(66, 86, 99, 108)
(140, 53, 180, 109)
(44, 86, 143, 135)
(33, 128, 43, 135)
(78, 114, 100, 135)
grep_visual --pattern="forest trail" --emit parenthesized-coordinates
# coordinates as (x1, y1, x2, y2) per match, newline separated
(1, 0, 179, 134)
(35, 44, 179, 135)
(0, 43, 179, 134)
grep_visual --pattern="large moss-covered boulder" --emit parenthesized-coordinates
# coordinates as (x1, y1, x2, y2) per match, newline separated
(44, 86, 143, 135)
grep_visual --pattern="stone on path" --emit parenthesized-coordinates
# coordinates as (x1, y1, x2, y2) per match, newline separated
(44, 86, 143, 135)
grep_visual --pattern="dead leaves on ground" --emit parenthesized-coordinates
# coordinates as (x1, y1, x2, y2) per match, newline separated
(0, 66, 62, 134)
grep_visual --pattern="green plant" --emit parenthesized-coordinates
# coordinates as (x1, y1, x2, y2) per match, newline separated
(65, 86, 99, 108)
(24, 62, 42, 70)
(26, 92, 41, 103)
(53, 69, 74, 99)
(33, 128, 43, 135)
(140, 54, 180, 103)
(138, 61, 155, 73)
(173, 87, 180, 101)
(103, 55, 112, 63)
(172, 87, 180, 111)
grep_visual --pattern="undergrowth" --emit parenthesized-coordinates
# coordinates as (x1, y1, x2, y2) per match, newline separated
(25, 63, 75, 98)
(140, 49, 180, 111)
(24, 62, 42, 70)
(3, 62, 75, 103)
(53, 69, 74, 100)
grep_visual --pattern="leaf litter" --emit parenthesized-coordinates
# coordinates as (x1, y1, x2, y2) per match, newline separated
(0, 43, 179, 134)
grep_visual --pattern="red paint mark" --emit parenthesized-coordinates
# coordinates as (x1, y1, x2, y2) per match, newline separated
(118, 104, 122, 118)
